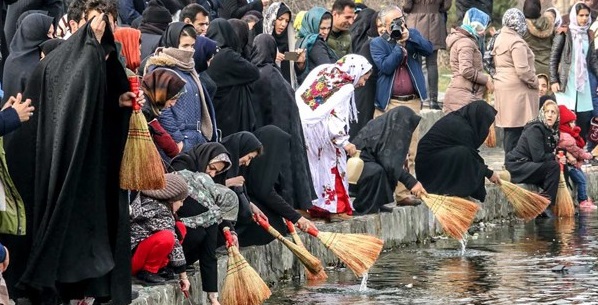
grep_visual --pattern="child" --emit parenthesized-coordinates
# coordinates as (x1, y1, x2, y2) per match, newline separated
(558, 105, 597, 209)
(130, 173, 191, 290)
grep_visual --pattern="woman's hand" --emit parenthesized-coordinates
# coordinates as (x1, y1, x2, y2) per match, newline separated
(179, 273, 190, 292)
(250, 203, 268, 222)
(229, 231, 239, 248)
(90, 13, 106, 43)
(551, 83, 561, 93)
(410, 182, 428, 198)
(0, 247, 9, 272)
(276, 51, 285, 62)
(344, 143, 357, 156)
(226, 176, 245, 187)
(3, 93, 35, 122)
(119, 91, 146, 108)
(488, 172, 502, 185)
(295, 49, 306, 63)
(295, 217, 314, 232)
(485, 79, 494, 93)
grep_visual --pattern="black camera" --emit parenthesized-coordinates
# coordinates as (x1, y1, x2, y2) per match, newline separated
(389, 17, 405, 40)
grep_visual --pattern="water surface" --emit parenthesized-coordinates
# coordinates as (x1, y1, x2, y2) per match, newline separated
(267, 214, 598, 304)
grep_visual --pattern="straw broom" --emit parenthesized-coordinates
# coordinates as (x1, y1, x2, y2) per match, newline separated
(592, 145, 598, 157)
(498, 179, 550, 221)
(120, 76, 165, 190)
(255, 216, 323, 275)
(305, 227, 383, 277)
(221, 227, 271, 305)
(483, 91, 496, 148)
(553, 152, 575, 217)
(284, 219, 328, 281)
(421, 194, 480, 240)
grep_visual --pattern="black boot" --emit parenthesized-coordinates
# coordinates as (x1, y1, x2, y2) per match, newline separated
(136, 270, 166, 284)
(429, 97, 441, 110)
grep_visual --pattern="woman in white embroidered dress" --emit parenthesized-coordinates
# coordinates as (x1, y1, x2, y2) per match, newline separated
(296, 54, 372, 222)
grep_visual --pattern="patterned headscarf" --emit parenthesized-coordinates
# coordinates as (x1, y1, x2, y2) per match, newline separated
(535, 99, 560, 144)
(569, 3, 591, 92)
(300, 54, 372, 121)
(502, 8, 527, 36)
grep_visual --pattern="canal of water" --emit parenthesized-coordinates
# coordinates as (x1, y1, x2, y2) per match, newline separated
(266, 213, 598, 304)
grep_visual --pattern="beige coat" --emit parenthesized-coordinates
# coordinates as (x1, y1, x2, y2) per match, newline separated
(492, 27, 539, 128)
(403, 0, 452, 50)
(443, 28, 489, 113)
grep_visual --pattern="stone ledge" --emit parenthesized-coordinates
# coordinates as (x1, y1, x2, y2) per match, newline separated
(132, 170, 598, 305)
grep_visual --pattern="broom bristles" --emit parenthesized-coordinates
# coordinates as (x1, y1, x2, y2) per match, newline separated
(120, 112, 165, 190)
(287, 228, 328, 281)
(553, 172, 575, 217)
(422, 194, 480, 240)
(221, 245, 271, 305)
(315, 231, 383, 277)
(257, 217, 323, 274)
(499, 180, 551, 221)
(485, 123, 496, 148)
(592, 145, 598, 157)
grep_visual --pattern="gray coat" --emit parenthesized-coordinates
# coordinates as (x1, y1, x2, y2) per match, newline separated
(403, 0, 452, 50)
(549, 30, 598, 91)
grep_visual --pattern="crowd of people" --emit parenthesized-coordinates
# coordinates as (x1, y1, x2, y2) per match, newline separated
(0, 0, 596, 304)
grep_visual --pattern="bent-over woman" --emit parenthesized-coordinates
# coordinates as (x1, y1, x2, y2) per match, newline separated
(416, 101, 501, 202)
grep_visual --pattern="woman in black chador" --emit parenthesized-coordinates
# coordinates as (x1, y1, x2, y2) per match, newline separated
(416, 100, 501, 202)
(206, 18, 260, 137)
(249, 33, 316, 211)
(352, 107, 427, 214)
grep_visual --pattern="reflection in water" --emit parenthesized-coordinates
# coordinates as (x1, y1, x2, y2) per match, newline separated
(267, 215, 598, 304)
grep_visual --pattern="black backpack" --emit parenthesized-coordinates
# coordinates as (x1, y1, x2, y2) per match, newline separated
(483, 30, 500, 77)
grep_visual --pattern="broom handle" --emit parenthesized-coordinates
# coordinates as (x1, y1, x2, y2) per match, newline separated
(285, 219, 297, 234)
(222, 227, 234, 248)
(306, 226, 320, 237)
(128, 76, 141, 111)
(557, 151, 564, 172)
(255, 215, 284, 239)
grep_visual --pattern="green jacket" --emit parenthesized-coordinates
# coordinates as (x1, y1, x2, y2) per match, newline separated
(0, 138, 25, 235)
(327, 30, 351, 58)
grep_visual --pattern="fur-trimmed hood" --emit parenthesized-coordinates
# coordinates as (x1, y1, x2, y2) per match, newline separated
(526, 14, 555, 39)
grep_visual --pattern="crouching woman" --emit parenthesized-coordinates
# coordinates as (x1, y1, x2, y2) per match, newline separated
(130, 173, 191, 292)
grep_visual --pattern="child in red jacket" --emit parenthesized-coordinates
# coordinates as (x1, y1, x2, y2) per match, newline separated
(558, 105, 596, 210)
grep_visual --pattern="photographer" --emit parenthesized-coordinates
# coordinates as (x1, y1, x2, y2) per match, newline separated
(370, 5, 432, 207)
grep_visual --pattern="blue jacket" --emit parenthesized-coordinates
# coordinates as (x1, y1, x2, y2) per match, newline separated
(370, 29, 433, 110)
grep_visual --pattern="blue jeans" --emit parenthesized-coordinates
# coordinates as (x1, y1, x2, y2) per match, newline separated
(568, 166, 588, 201)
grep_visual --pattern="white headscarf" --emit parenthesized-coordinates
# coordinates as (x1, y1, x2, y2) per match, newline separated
(296, 54, 372, 123)
(569, 3, 591, 92)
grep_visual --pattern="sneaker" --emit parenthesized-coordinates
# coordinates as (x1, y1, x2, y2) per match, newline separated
(579, 200, 597, 210)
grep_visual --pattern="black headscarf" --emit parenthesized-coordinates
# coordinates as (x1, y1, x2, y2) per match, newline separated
(207, 18, 240, 51)
(250, 33, 277, 67)
(367, 12, 381, 38)
(160, 22, 195, 48)
(272, 3, 291, 52)
(350, 8, 376, 53)
(353, 106, 421, 187)
(169, 142, 231, 184)
(228, 19, 251, 58)
(2, 13, 53, 102)
(246, 125, 291, 198)
(220, 131, 263, 178)
(194, 36, 219, 72)
(456, 100, 498, 148)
